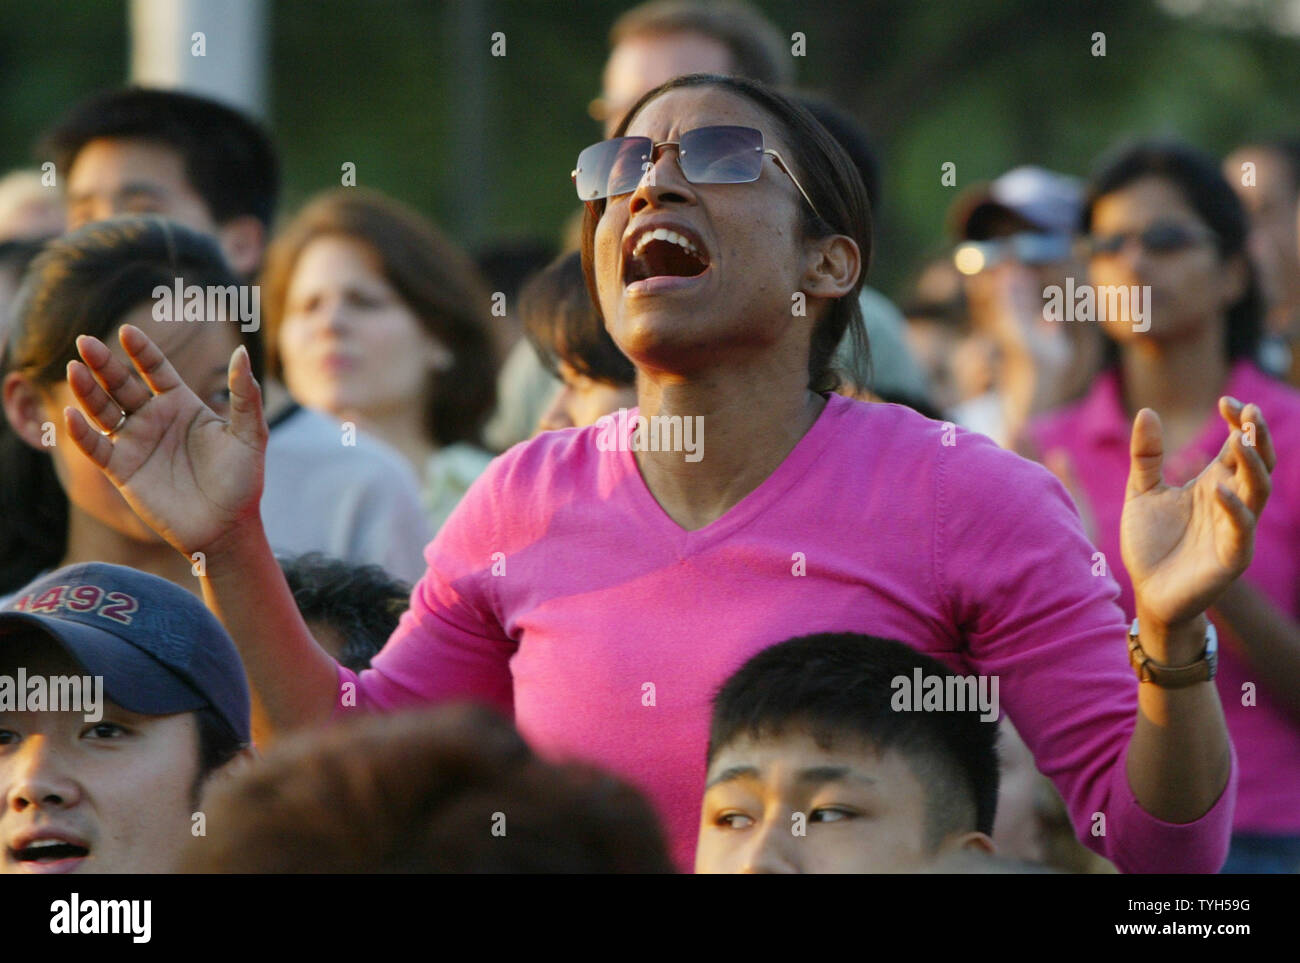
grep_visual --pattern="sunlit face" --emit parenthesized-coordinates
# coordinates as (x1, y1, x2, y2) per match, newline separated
(696, 727, 980, 873)
(1, 638, 203, 874)
(278, 235, 450, 426)
(537, 362, 637, 431)
(39, 303, 238, 544)
(66, 139, 216, 235)
(1088, 176, 1242, 347)
(593, 87, 819, 380)
(600, 32, 733, 137)
(1224, 147, 1299, 315)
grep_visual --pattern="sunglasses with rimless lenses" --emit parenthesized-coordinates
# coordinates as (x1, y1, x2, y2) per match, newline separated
(571, 125, 824, 221)
(1086, 221, 1218, 257)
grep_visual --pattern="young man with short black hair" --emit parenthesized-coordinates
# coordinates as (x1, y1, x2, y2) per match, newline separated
(697, 632, 999, 873)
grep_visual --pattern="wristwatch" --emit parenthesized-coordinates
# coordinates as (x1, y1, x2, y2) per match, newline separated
(1128, 618, 1218, 688)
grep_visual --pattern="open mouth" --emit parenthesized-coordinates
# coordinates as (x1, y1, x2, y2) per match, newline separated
(10, 839, 91, 872)
(623, 228, 710, 286)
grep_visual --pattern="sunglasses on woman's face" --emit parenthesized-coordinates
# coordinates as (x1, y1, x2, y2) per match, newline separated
(571, 124, 823, 221)
(1086, 221, 1217, 258)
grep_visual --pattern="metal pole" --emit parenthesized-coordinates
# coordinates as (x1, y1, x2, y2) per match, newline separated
(129, 0, 268, 118)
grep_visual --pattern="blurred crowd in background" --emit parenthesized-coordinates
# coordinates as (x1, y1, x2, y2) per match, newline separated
(1, 0, 1298, 875)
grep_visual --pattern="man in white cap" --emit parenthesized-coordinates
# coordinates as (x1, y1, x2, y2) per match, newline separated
(0, 563, 253, 874)
(947, 166, 1104, 448)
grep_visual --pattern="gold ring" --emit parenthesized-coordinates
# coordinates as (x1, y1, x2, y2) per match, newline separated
(102, 409, 127, 437)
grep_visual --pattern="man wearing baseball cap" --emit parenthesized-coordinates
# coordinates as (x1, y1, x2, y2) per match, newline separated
(946, 166, 1105, 448)
(0, 562, 252, 873)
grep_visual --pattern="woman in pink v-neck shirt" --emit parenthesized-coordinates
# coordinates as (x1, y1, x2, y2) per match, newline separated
(64, 79, 1274, 874)
(1026, 140, 1300, 873)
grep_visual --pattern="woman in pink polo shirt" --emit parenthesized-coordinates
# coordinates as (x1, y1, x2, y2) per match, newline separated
(62, 77, 1274, 873)
(1026, 140, 1300, 873)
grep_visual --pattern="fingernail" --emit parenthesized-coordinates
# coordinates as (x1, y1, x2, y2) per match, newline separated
(1226, 396, 1243, 409)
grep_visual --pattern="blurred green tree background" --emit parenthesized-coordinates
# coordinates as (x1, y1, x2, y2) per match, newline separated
(2, 0, 1298, 298)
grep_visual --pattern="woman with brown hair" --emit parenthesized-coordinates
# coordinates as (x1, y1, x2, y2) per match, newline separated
(261, 188, 498, 530)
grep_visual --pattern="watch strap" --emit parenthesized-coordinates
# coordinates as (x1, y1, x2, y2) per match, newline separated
(1127, 618, 1218, 688)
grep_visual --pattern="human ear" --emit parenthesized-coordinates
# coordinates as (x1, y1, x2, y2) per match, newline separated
(216, 215, 267, 277)
(2, 371, 55, 450)
(943, 830, 997, 856)
(424, 334, 455, 374)
(194, 744, 259, 807)
(801, 233, 861, 300)
(1218, 251, 1250, 312)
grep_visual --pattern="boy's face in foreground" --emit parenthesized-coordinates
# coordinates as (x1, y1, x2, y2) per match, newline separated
(696, 727, 988, 873)
(0, 638, 203, 874)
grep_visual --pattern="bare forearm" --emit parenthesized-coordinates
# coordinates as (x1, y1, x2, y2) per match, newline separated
(1210, 580, 1300, 720)
(1125, 613, 1232, 823)
(199, 520, 340, 740)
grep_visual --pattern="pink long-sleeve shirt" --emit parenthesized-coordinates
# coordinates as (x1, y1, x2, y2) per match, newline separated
(339, 393, 1236, 872)
(1028, 361, 1300, 836)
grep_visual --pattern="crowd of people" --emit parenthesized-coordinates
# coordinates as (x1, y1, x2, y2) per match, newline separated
(1, 0, 1297, 875)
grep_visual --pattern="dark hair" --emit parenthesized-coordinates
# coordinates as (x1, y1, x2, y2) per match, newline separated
(709, 632, 1000, 845)
(40, 87, 279, 229)
(609, 0, 794, 87)
(522, 251, 635, 387)
(792, 93, 881, 212)
(0, 239, 45, 333)
(279, 552, 409, 673)
(474, 239, 556, 308)
(191, 705, 246, 808)
(0, 238, 45, 279)
(580, 73, 872, 393)
(260, 188, 497, 448)
(0, 216, 257, 594)
(180, 704, 675, 872)
(1082, 139, 1263, 365)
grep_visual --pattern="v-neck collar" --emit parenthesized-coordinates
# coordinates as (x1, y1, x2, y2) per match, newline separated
(619, 392, 847, 555)
(1088, 360, 1260, 485)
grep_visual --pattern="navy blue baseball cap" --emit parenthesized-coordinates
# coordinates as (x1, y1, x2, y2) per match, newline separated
(0, 562, 251, 745)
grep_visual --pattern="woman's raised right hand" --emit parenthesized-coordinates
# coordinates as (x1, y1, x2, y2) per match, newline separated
(63, 323, 268, 559)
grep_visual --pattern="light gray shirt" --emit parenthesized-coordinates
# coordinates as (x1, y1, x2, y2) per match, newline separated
(262, 405, 432, 584)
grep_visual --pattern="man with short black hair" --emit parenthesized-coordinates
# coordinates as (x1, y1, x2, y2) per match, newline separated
(44, 86, 277, 280)
(0, 562, 252, 873)
(696, 632, 999, 873)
